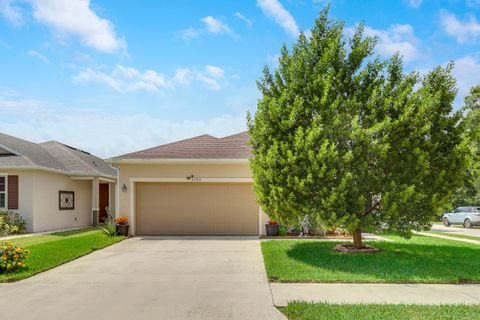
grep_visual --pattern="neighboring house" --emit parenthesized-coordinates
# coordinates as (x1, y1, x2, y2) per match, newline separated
(108, 132, 268, 236)
(0, 133, 116, 232)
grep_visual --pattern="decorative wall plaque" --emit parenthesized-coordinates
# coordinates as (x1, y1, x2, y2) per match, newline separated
(59, 191, 75, 210)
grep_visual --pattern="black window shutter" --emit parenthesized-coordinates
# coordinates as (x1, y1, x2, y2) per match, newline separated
(7, 175, 18, 210)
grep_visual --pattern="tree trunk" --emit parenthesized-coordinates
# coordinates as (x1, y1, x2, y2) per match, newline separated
(352, 228, 363, 249)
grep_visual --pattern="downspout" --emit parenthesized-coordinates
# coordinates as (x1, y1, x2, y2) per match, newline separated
(110, 164, 120, 218)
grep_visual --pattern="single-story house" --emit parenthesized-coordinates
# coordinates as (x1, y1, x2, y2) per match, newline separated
(108, 132, 268, 236)
(0, 133, 116, 232)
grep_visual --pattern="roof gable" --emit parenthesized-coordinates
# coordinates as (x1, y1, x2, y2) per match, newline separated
(0, 133, 66, 171)
(112, 131, 251, 160)
(39, 141, 115, 177)
(0, 132, 115, 178)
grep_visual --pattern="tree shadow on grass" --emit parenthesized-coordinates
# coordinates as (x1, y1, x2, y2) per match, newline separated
(50, 227, 97, 237)
(282, 238, 480, 283)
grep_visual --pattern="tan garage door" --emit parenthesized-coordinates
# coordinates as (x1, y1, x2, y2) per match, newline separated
(135, 182, 259, 235)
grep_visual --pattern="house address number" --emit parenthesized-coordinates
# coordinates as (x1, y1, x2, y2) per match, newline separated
(186, 175, 202, 182)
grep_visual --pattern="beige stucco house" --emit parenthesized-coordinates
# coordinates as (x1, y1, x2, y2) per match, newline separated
(0, 133, 116, 232)
(108, 132, 268, 236)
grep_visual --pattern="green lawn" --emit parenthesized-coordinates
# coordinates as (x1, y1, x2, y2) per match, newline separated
(0, 228, 124, 282)
(280, 302, 480, 320)
(261, 235, 480, 283)
(429, 232, 480, 242)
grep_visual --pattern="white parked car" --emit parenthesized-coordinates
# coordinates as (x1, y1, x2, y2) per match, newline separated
(442, 207, 480, 228)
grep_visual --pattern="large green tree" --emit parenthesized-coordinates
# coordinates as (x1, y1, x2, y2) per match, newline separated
(451, 85, 480, 207)
(248, 9, 469, 248)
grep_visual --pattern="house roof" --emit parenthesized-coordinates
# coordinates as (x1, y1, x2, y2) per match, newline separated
(111, 131, 251, 161)
(0, 132, 116, 178)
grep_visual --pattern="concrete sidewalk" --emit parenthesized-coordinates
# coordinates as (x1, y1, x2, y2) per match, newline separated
(431, 224, 480, 237)
(416, 232, 480, 245)
(271, 283, 480, 306)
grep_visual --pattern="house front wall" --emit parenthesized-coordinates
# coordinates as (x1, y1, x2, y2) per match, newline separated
(32, 171, 92, 232)
(114, 163, 269, 235)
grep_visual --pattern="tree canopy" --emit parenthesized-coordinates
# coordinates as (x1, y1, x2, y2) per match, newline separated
(248, 8, 469, 248)
(451, 85, 480, 207)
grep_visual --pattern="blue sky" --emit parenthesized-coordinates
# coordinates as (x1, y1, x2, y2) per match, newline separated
(0, 0, 479, 157)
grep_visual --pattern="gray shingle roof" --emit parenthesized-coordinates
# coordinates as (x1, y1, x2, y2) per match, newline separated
(112, 131, 251, 160)
(40, 141, 116, 177)
(0, 132, 115, 178)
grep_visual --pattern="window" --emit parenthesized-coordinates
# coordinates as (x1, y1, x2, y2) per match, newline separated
(0, 176, 5, 209)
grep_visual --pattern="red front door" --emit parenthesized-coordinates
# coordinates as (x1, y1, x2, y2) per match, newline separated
(99, 183, 109, 223)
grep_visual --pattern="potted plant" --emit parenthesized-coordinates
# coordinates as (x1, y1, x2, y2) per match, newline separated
(114, 216, 129, 236)
(265, 219, 279, 236)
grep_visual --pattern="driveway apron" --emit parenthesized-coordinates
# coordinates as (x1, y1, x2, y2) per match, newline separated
(0, 236, 285, 320)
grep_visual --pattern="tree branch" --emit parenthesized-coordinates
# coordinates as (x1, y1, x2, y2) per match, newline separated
(362, 200, 381, 217)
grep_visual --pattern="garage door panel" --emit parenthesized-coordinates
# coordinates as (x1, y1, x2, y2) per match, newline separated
(135, 183, 258, 235)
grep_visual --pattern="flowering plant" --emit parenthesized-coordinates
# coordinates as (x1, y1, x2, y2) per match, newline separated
(114, 216, 129, 225)
(0, 241, 29, 273)
(267, 219, 279, 225)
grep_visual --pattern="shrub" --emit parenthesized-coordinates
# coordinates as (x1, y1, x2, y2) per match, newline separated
(101, 207, 117, 237)
(101, 218, 117, 237)
(0, 241, 29, 273)
(114, 216, 129, 225)
(278, 225, 288, 236)
(0, 210, 27, 237)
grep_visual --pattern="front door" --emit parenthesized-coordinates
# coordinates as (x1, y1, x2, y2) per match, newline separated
(99, 183, 109, 223)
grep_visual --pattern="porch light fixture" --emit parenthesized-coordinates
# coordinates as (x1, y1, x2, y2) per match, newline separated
(122, 184, 127, 192)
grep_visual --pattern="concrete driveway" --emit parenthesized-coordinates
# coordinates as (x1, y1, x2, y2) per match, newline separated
(431, 224, 480, 237)
(0, 237, 285, 320)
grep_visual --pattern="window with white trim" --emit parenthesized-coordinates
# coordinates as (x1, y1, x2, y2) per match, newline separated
(0, 176, 6, 209)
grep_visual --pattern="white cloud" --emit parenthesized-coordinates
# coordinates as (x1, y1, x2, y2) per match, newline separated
(195, 73, 221, 91)
(9, 0, 125, 53)
(141, 71, 169, 88)
(0, 98, 247, 158)
(452, 56, 480, 100)
(180, 16, 237, 42)
(257, 0, 300, 37)
(180, 27, 200, 42)
(440, 10, 480, 44)
(27, 50, 50, 64)
(0, 0, 22, 25)
(73, 67, 123, 92)
(205, 65, 225, 79)
(234, 12, 252, 29)
(173, 68, 193, 85)
(74, 65, 226, 93)
(406, 0, 422, 8)
(74, 66, 171, 93)
(113, 65, 140, 79)
(201, 16, 232, 34)
(0, 98, 42, 113)
(363, 24, 420, 62)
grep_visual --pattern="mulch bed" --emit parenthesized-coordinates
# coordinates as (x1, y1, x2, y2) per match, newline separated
(334, 243, 380, 253)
